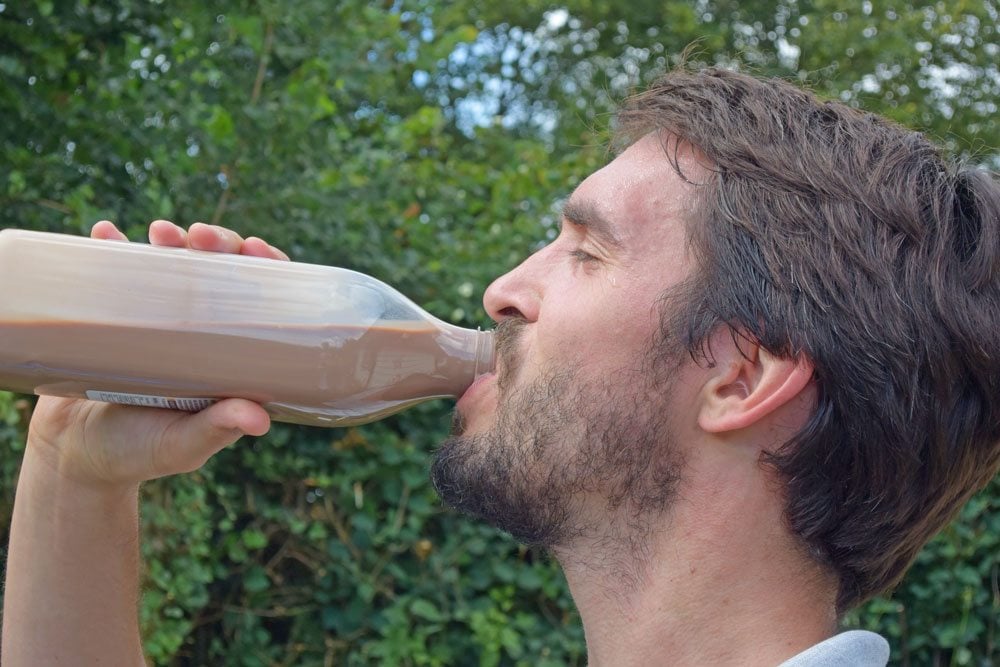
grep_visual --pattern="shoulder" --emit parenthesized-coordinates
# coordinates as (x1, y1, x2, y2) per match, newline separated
(778, 631, 889, 667)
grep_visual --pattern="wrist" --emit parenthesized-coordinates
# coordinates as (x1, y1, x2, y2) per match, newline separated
(21, 434, 139, 503)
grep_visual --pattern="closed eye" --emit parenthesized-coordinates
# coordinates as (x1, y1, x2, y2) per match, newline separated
(569, 249, 599, 263)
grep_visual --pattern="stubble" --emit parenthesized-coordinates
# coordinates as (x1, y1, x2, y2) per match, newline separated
(430, 318, 685, 557)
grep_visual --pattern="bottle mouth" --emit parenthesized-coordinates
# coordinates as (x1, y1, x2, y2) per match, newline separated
(474, 328, 496, 378)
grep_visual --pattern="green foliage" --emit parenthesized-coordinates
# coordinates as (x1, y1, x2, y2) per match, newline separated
(843, 476, 1000, 667)
(128, 419, 586, 665)
(0, 1, 997, 665)
(0, 391, 28, 551)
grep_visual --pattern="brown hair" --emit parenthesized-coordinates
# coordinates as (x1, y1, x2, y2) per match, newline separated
(617, 67, 1000, 613)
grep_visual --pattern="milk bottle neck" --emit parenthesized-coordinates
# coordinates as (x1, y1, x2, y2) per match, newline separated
(431, 320, 495, 392)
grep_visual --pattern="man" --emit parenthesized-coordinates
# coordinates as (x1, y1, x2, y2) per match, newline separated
(3, 67, 999, 665)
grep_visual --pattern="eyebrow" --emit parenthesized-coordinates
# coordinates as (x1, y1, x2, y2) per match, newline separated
(560, 198, 624, 250)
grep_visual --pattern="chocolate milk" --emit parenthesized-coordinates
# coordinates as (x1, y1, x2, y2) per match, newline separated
(0, 229, 494, 427)
(0, 320, 490, 427)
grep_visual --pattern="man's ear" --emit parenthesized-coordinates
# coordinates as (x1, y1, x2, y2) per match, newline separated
(697, 334, 814, 434)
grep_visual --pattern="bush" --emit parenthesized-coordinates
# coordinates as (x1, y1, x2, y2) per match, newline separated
(1, 2, 996, 664)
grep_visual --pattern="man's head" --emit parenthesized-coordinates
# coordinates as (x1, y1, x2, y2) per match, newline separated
(434, 66, 1000, 614)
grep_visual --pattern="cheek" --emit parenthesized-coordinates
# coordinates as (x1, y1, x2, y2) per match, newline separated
(537, 289, 659, 368)
(600, 285, 660, 341)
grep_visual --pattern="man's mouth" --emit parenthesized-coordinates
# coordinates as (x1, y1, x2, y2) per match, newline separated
(457, 318, 523, 413)
(457, 370, 498, 411)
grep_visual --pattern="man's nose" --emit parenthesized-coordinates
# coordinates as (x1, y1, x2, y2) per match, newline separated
(483, 250, 546, 323)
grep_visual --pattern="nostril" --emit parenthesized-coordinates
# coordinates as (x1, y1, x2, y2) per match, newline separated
(497, 306, 523, 319)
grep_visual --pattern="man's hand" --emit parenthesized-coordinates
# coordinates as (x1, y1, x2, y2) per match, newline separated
(27, 220, 288, 489)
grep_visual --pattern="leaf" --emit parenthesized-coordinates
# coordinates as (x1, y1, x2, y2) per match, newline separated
(241, 529, 268, 550)
(205, 105, 235, 145)
(242, 566, 270, 593)
(410, 598, 444, 622)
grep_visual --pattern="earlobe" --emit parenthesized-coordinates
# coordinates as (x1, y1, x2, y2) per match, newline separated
(698, 346, 814, 434)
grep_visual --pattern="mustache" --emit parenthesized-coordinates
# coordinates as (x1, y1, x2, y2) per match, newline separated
(494, 318, 527, 391)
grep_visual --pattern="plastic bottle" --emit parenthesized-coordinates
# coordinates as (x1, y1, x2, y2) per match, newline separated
(0, 229, 494, 427)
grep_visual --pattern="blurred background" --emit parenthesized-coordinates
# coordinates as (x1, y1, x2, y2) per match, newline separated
(0, 1, 997, 665)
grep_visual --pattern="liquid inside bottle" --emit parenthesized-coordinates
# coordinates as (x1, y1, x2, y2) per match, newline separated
(0, 229, 495, 427)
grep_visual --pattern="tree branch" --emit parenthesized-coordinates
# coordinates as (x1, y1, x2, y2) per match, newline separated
(210, 19, 273, 227)
(251, 21, 275, 106)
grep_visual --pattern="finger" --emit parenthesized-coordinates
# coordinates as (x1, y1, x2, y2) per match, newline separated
(187, 222, 244, 254)
(153, 399, 270, 477)
(201, 398, 271, 437)
(269, 244, 291, 261)
(91, 221, 128, 241)
(242, 236, 291, 261)
(148, 220, 189, 248)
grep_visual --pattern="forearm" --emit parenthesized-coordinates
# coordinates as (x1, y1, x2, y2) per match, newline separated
(2, 441, 146, 665)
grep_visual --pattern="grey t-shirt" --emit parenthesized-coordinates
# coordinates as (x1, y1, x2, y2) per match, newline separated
(778, 631, 890, 666)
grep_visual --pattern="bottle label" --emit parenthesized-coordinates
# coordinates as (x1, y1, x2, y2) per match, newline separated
(84, 391, 217, 412)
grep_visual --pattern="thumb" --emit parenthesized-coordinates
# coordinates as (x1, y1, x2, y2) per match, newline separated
(151, 399, 271, 477)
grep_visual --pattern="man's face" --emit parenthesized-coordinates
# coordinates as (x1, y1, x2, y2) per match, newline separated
(431, 134, 704, 549)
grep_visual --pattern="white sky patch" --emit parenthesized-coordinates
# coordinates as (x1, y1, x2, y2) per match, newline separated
(860, 73, 880, 93)
(776, 37, 800, 68)
(545, 8, 568, 31)
(925, 62, 980, 98)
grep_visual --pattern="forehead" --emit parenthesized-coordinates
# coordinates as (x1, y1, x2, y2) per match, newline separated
(570, 133, 704, 246)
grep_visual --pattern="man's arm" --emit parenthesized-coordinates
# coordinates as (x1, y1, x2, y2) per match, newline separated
(3, 444, 145, 664)
(1, 220, 281, 665)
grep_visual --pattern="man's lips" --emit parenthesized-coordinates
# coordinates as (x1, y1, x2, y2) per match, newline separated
(457, 371, 498, 411)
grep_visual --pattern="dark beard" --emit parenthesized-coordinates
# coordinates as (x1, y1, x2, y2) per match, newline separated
(430, 320, 684, 551)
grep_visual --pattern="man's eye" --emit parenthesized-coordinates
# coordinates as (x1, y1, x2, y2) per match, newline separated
(569, 249, 598, 263)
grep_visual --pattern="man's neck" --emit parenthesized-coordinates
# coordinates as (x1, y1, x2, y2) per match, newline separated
(554, 464, 839, 667)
